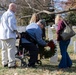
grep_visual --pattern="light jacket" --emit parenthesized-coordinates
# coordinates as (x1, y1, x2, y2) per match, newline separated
(0, 9, 17, 40)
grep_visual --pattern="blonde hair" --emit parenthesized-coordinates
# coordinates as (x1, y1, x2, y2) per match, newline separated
(55, 14, 62, 25)
(29, 13, 40, 24)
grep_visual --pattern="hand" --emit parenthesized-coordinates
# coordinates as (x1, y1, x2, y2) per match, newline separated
(14, 30, 21, 39)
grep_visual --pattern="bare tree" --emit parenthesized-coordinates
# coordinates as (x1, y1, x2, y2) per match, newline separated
(1, 0, 76, 25)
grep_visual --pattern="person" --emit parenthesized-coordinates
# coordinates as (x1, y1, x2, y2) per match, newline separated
(55, 14, 72, 69)
(21, 19, 47, 68)
(29, 13, 46, 38)
(29, 13, 40, 24)
(0, 3, 20, 68)
(29, 13, 46, 59)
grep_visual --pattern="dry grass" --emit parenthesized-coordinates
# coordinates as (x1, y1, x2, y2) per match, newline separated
(0, 43, 76, 75)
(0, 28, 76, 75)
(0, 55, 76, 75)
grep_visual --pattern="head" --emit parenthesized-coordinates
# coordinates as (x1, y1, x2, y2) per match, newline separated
(29, 13, 40, 24)
(8, 3, 17, 13)
(55, 14, 63, 25)
(37, 19, 46, 29)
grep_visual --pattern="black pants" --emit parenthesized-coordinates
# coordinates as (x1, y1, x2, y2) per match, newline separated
(22, 43, 39, 66)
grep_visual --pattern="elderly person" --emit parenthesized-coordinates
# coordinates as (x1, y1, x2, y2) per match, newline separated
(21, 19, 47, 68)
(0, 3, 20, 68)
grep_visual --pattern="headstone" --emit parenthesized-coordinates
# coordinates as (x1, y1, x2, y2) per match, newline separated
(74, 41, 76, 53)
(17, 26, 26, 32)
(51, 24, 58, 30)
(69, 38, 73, 45)
(50, 51, 58, 64)
(0, 40, 2, 48)
(48, 25, 53, 40)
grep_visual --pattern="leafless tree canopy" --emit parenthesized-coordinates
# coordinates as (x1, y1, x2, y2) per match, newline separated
(0, 0, 76, 15)
(0, 0, 76, 25)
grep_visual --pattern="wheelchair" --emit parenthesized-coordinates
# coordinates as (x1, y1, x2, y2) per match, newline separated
(15, 32, 42, 67)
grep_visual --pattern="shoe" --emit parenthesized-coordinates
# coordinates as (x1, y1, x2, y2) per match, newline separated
(8, 65, 16, 69)
(3, 64, 8, 67)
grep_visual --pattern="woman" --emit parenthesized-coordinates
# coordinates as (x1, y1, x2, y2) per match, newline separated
(29, 13, 40, 24)
(55, 14, 72, 69)
(29, 13, 46, 39)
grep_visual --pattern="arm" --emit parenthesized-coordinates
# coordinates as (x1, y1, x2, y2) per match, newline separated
(57, 20, 65, 34)
(8, 14, 17, 32)
(56, 20, 65, 41)
(8, 15, 21, 38)
(14, 30, 21, 38)
(35, 28, 47, 46)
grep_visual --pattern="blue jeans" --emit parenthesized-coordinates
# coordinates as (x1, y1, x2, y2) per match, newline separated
(59, 39, 72, 68)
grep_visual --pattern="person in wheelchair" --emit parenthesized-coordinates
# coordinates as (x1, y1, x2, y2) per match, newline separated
(21, 19, 47, 68)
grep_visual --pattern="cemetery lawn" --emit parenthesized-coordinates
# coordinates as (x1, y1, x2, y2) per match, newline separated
(0, 44, 76, 75)
(0, 29, 76, 75)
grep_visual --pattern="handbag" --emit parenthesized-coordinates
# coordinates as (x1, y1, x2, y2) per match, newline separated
(60, 21, 76, 40)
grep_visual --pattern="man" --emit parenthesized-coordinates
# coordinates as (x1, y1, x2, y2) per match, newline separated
(0, 3, 20, 68)
(21, 19, 47, 68)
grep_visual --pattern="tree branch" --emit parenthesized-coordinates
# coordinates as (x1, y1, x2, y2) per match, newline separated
(24, 0, 40, 12)
(37, 8, 76, 15)
(19, 8, 76, 19)
(0, 5, 7, 10)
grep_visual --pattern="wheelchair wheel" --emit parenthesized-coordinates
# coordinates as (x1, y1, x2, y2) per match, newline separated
(22, 56, 29, 67)
(15, 56, 28, 67)
(15, 58, 22, 67)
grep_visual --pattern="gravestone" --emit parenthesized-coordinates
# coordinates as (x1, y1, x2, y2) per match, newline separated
(50, 51, 58, 64)
(48, 25, 53, 40)
(0, 40, 2, 48)
(17, 26, 26, 32)
(69, 38, 73, 45)
(74, 41, 76, 53)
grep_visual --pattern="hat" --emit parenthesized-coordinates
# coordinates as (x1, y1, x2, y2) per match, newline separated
(39, 19, 46, 26)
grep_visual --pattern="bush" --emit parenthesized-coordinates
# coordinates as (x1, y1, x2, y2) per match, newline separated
(66, 12, 76, 26)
